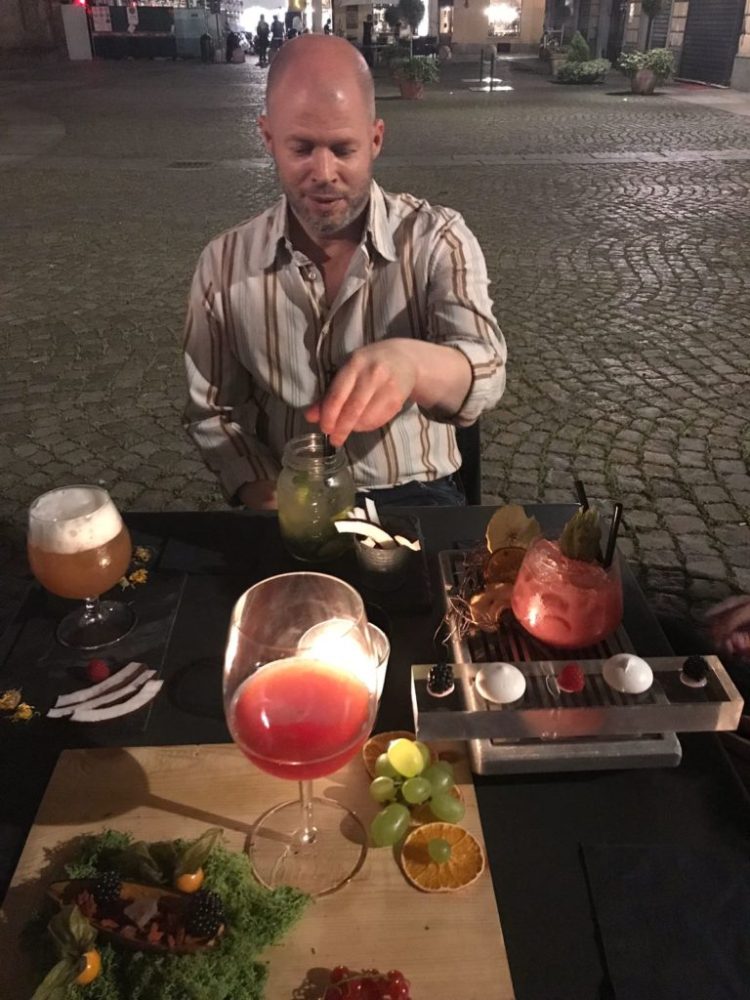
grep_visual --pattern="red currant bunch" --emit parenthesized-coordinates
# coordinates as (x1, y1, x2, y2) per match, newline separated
(324, 966, 411, 1000)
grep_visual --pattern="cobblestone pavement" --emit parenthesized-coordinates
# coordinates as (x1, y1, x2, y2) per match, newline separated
(1, 59, 749, 637)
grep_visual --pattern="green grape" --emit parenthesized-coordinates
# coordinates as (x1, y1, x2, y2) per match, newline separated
(370, 803, 410, 847)
(414, 740, 432, 770)
(423, 763, 454, 794)
(386, 738, 424, 778)
(428, 838, 453, 864)
(369, 776, 397, 803)
(375, 753, 400, 779)
(429, 792, 465, 824)
(401, 776, 431, 805)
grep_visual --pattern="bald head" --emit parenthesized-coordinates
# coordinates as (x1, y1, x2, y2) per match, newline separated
(266, 35, 376, 122)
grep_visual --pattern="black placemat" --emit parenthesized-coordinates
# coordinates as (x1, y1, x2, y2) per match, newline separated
(581, 842, 750, 1000)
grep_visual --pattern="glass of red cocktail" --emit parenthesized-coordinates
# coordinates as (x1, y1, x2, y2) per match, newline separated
(511, 538, 623, 649)
(27, 485, 134, 649)
(224, 572, 377, 896)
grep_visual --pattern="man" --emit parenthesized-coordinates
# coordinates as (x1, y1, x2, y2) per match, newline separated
(269, 14, 284, 59)
(183, 35, 506, 510)
(324, 18, 332, 34)
(255, 14, 269, 66)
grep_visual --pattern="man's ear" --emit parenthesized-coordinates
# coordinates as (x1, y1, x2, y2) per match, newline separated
(258, 114, 273, 155)
(371, 118, 385, 161)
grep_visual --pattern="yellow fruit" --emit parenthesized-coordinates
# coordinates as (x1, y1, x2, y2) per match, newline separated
(75, 949, 102, 986)
(175, 868, 204, 893)
(485, 504, 541, 554)
(401, 822, 485, 892)
(363, 731, 422, 778)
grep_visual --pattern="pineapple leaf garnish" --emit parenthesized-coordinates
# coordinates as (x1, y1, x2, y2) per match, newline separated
(559, 509, 602, 563)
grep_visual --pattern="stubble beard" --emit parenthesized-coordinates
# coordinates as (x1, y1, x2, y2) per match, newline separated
(288, 179, 371, 240)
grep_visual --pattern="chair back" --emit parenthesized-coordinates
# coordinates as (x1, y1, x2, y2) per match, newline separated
(455, 422, 482, 505)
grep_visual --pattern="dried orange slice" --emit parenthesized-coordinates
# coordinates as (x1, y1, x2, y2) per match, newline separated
(401, 822, 485, 892)
(362, 731, 426, 778)
(484, 546, 526, 585)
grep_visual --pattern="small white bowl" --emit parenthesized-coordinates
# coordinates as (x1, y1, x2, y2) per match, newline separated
(475, 662, 526, 705)
(602, 653, 653, 695)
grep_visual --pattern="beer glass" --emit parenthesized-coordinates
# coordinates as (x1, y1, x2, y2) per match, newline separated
(28, 485, 135, 649)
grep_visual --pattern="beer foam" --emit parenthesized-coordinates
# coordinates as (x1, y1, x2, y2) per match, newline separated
(30, 487, 122, 554)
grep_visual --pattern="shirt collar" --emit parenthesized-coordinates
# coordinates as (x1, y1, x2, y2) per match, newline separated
(260, 181, 398, 269)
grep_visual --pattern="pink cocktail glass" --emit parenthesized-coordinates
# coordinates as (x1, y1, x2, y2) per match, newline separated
(224, 572, 377, 896)
(511, 539, 623, 649)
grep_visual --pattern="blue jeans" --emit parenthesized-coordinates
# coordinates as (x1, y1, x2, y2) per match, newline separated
(356, 475, 465, 510)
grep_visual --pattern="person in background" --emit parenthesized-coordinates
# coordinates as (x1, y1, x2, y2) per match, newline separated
(183, 35, 506, 511)
(255, 14, 269, 66)
(361, 13, 374, 67)
(269, 15, 284, 59)
(323, 18, 332, 34)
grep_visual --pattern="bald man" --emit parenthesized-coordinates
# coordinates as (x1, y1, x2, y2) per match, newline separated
(183, 36, 506, 510)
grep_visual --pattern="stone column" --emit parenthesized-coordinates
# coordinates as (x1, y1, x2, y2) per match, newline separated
(311, 0, 323, 33)
(731, 0, 750, 90)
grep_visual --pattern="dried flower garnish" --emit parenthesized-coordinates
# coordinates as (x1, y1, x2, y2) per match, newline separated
(133, 546, 153, 564)
(11, 702, 36, 723)
(118, 576, 133, 590)
(0, 688, 22, 712)
(129, 569, 149, 585)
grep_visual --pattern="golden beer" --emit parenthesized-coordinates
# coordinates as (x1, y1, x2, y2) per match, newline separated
(28, 526, 132, 600)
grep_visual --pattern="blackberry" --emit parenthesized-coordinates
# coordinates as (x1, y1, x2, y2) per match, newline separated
(427, 661, 454, 697)
(92, 870, 122, 906)
(681, 655, 709, 684)
(185, 889, 225, 939)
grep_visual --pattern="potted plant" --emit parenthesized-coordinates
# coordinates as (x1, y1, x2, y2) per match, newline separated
(618, 48, 675, 95)
(391, 55, 439, 99)
(553, 30, 611, 85)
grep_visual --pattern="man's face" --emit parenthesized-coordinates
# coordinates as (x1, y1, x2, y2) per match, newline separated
(259, 84, 384, 242)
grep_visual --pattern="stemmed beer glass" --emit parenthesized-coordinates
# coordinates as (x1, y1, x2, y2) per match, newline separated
(28, 485, 134, 649)
(224, 572, 377, 896)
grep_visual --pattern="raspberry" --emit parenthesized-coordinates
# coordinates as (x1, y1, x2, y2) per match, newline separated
(86, 659, 111, 683)
(557, 662, 585, 694)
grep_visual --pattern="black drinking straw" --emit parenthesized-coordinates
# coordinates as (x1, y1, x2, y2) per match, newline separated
(574, 478, 589, 511)
(321, 433, 334, 457)
(603, 503, 623, 568)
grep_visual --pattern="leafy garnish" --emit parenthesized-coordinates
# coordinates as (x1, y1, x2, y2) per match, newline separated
(175, 827, 222, 878)
(49, 905, 96, 959)
(31, 830, 310, 1000)
(559, 509, 602, 563)
(30, 957, 77, 1000)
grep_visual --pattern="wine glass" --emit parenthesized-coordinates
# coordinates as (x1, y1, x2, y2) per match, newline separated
(224, 572, 377, 896)
(28, 485, 135, 649)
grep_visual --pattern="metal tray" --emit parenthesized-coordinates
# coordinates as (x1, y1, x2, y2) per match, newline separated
(421, 549, 729, 774)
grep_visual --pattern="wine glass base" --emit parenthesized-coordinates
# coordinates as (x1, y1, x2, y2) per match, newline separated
(57, 601, 136, 650)
(249, 796, 368, 897)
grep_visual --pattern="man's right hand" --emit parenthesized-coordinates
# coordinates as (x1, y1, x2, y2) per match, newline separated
(706, 595, 750, 658)
(237, 480, 278, 510)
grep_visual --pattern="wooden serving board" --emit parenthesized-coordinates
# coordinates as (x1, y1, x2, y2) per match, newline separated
(0, 744, 515, 1000)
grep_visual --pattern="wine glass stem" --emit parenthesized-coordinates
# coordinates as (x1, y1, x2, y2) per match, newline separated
(298, 779, 317, 846)
(83, 597, 100, 623)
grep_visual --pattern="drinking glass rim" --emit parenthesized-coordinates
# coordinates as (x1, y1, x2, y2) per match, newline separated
(231, 571, 368, 641)
(29, 484, 113, 523)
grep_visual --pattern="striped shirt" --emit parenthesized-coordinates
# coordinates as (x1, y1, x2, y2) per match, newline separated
(183, 181, 506, 500)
